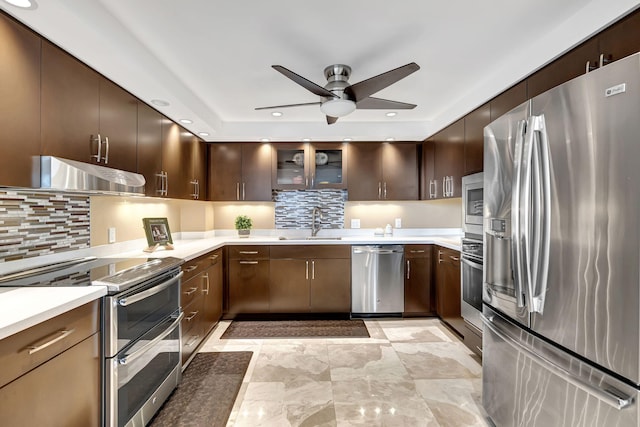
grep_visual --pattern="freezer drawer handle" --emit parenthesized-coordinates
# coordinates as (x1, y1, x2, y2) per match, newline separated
(481, 314, 635, 410)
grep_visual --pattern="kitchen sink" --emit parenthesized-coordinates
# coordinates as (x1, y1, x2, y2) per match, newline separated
(278, 236, 342, 241)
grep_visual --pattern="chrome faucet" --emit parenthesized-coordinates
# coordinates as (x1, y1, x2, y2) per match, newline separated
(311, 206, 323, 237)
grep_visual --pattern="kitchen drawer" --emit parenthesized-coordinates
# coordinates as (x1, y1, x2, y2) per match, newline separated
(228, 245, 269, 259)
(436, 246, 460, 265)
(182, 251, 218, 281)
(463, 321, 483, 358)
(270, 244, 350, 259)
(0, 300, 99, 388)
(182, 294, 204, 336)
(181, 274, 203, 309)
(405, 244, 431, 258)
(181, 300, 205, 366)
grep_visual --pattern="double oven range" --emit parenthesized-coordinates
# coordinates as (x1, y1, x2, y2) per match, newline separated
(461, 172, 484, 332)
(0, 255, 184, 427)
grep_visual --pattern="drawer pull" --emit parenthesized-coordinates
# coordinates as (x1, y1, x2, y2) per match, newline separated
(184, 287, 198, 296)
(209, 254, 219, 261)
(184, 265, 198, 273)
(25, 329, 75, 355)
(185, 311, 199, 321)
(239, 261, 259, 265)
(410, 250, 425, 253)
(450, 256, 460, 261)
(238, 251, 258, 255)
(476, 346, 483, 355)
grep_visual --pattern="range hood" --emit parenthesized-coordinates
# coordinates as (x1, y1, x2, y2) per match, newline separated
(39, 156, 146, 196)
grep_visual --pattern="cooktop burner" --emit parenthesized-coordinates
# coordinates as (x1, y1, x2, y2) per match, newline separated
(0, 256, 183, 292)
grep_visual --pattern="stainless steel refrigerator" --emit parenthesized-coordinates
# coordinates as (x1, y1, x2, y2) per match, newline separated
(482, 52, 640, 426)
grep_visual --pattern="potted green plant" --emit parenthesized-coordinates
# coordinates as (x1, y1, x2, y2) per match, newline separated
(234, 215, 252, 238)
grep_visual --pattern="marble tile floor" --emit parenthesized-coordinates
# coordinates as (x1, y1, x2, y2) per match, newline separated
(199, 318, 491, 427)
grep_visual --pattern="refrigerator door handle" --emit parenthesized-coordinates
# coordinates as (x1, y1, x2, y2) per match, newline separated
(511, 119, 528, 308)
(481, 313, 635, 410)
(529, 114, 551, 314)
(521, 116, 536, 312)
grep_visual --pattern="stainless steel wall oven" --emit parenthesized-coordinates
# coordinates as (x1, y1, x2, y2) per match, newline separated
(97, 257, 184, 427)
(462, 172, 484, 236)
(461, 237, 483, 330)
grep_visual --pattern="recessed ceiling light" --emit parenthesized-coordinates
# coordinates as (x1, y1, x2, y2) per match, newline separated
(260, 138, 270, 142)
(386, 112, 397, 117)
(4, 0, 37, 9)
(385, 137, 395, 142)
(198, 132, 210, 137)
(343, 138, 353, 142)
(151, 99, 170, 107)
(271, 111, 283, 117)
(302, 138, 311, 142)
(179, 119, 193, 124)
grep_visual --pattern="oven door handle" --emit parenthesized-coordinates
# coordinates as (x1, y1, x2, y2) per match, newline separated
(461, 256, 483, 270)
(118, 312, 184, 366)
(118, 271, 184, 307)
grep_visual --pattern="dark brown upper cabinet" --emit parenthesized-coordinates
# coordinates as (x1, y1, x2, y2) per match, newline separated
(463, 103, 490, 175)
(490, 81, 527, 122)
(348, 142, 418, 201)
(209, 143, 272, 201)
(429, 120, 464, 199)
(185, 131, 206, 200)
(136, 103, 163, 197)
(41, 40, 137, 171)
(0, 13, 41, 187)
(598, 10, 640, 66)
(161, 120, 188, 199)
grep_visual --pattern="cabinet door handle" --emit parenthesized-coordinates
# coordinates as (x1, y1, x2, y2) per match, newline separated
(442, 178, 446, 198)
(103, 136, 110, 164)
(184, 287, 198, 296)
(312, 260, 315, 280)
(239, 261, 259, 265)
(164, 172, 168, 196)
(236, 182, 240, 200)
(184, 265, 198, 273)
(378, 182, 382, 199)
(429, 179, 436, 198)
(406, 260, 410, 280)
(202, 273, 210, 295)
(185, 311, 199, 321)
(306, 260, 309, 280)
(190, 179, 199, 199)
(91, 134, 102, 162)
(383, 182, 387, 199)
(238, 251, 258, 255)
(449, 176, 454, 196)
(599, 53, 611, 68)
(242, 182, 246, 200)
(438, 250, 444, 263)
(24, 328, 75, 355)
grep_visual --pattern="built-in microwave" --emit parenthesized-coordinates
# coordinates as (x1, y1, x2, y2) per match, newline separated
(462, 172, 483, 236)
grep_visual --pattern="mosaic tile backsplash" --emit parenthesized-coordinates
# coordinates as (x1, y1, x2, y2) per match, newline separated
(274, 189, 346, 229)
(0, 190, 90, 262)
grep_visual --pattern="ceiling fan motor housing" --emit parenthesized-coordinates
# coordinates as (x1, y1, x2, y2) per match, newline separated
(321, 64, 356, 116)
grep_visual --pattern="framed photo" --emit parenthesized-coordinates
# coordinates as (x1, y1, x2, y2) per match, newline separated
(142, 217, 173, 247)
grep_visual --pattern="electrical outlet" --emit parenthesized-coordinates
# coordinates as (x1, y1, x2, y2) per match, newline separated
(108, 227, 116, 244)
(394, 218, 402, 228)
(351, 218, 361, 229)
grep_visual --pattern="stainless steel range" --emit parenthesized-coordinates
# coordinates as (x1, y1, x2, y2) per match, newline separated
(0, 256, 184, 427)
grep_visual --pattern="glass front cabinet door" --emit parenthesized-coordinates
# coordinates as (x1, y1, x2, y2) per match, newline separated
(272, 143, 347, 190)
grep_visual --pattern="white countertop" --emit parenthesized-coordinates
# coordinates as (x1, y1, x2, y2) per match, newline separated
(0, 228, 461, 339)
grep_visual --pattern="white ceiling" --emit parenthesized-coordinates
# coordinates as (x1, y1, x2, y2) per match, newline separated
(2, 0, 639, 142)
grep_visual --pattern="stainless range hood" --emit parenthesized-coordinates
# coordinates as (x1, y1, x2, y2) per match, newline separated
(39, 156, 146, 196)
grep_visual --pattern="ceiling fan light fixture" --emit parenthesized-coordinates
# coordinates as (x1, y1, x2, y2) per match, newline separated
(386, 112, 397, 117)
(320, 99, 356, 117)
(271, 111, 283, 117)
(4, 0, 37, 9)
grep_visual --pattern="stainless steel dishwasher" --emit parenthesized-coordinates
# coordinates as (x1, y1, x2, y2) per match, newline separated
(351, 245, 404, 316)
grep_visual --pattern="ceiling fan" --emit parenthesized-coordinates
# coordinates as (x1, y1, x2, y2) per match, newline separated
(255, 62, 420, 124)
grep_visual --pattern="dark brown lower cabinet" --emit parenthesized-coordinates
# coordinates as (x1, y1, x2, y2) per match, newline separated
(181, 290, 204, 366)
(269, 245, 351, 314)
(404, 245, 435, 316)
(435, 246, 464, 336)
(310, 258, 351, 313)
(227, 247, 270, 317)
(463, 321, 483, 358)
(202, 250, 223, 332)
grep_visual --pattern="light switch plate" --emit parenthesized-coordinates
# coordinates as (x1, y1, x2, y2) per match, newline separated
(108, 227, 116, 244)
(395, 218, 402, 228)
(351, 219, 361, 229)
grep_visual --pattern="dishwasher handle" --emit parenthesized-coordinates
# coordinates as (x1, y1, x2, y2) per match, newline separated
(353, 248, 403, 255)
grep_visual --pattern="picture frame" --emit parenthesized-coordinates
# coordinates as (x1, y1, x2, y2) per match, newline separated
(142, 217, 174, 251)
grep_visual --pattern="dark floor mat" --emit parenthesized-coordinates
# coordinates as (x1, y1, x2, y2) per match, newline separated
(220, 319, 370, 339)
(150, 351, 252, 427)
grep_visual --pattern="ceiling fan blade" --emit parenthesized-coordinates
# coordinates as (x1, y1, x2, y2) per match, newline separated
(326, 116, 338, 125)
(272, 65, 337, 98)
(255, 101, 321, 110)
(356, 97, 417, 110)
(344, 62, 420, 102)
